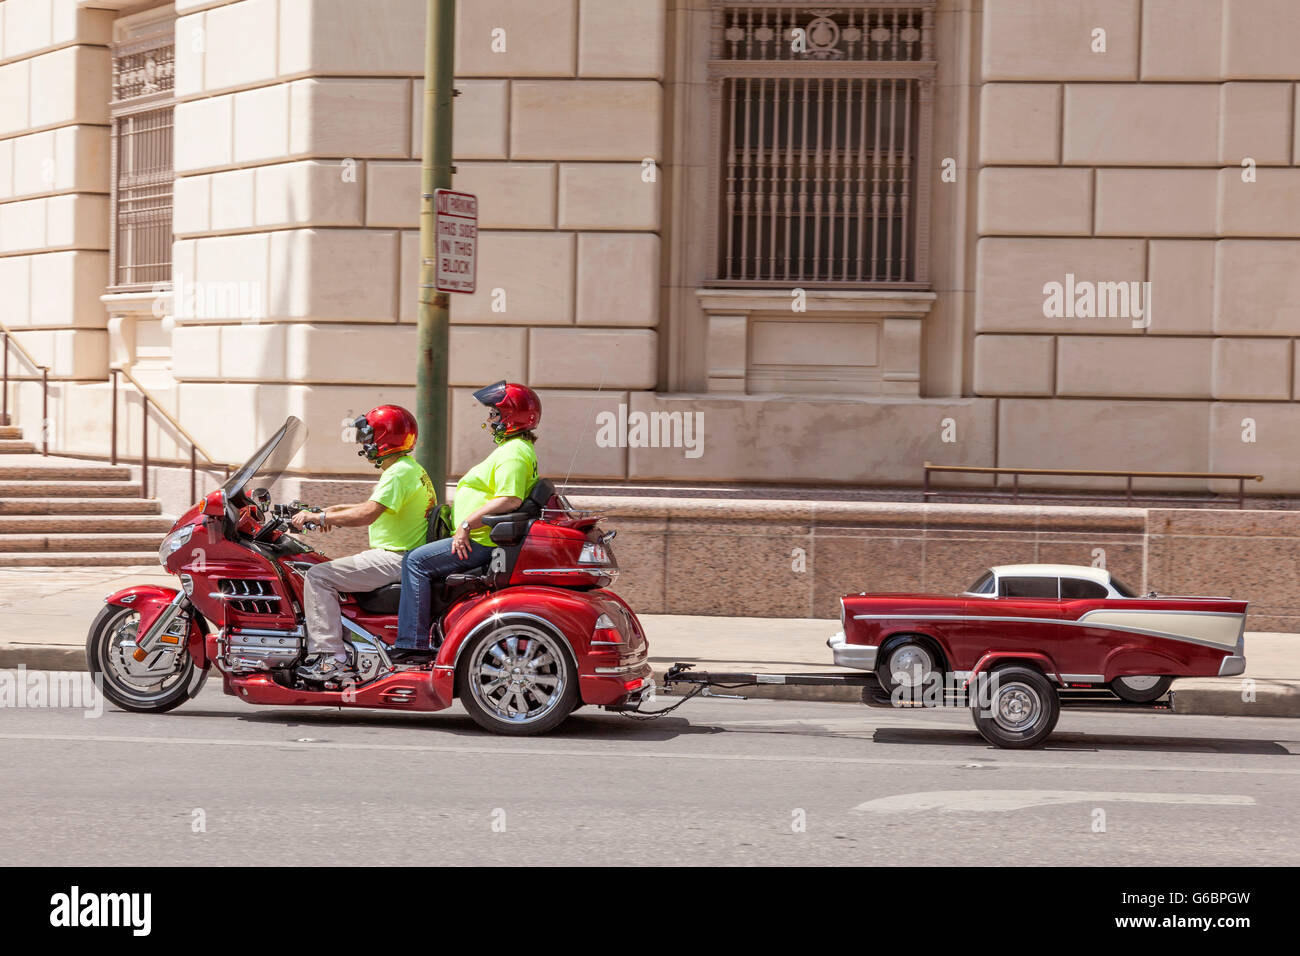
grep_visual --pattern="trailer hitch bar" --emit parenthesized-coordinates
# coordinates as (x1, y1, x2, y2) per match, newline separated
(618, 663, 877, 720)
(661, 662, 875, 698)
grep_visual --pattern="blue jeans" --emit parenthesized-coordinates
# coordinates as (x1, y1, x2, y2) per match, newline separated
(396, 537, 494, 648)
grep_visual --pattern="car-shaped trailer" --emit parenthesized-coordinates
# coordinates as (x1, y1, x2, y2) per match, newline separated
(664, 564, 1247, 749)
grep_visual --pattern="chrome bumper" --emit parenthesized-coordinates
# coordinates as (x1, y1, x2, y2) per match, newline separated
(828, 631, 877, 670)
(1218, 654, 1247, 677)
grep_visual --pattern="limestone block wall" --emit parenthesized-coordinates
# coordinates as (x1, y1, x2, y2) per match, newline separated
(0, 0, 113, 444)
(167, 0, 665, 478)
(974, 0, 1300, 493)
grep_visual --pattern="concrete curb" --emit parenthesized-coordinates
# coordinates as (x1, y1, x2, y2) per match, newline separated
(1169, 678, 1300, 718)
(4, 645, 1298, 719)
(0, 644, 85, 672)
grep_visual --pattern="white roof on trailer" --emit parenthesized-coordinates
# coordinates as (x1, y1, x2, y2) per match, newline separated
(991, 564, 1111, 584)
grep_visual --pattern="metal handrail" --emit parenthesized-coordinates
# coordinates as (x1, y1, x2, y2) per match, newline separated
(923, 462, 1265, 509)
(111, 366, 229, 501)
(2, 322, 230, 499)
(0, 319, 50, 454)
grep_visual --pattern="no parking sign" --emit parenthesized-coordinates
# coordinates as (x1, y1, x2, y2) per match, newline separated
(434, 189, 477, 294)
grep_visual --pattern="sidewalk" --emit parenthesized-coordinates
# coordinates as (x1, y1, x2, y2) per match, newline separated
(1, 567, 1296, 717)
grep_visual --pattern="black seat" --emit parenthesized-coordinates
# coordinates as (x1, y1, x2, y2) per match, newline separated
(355, 582, 401, 614)
(352, 566, 493, 616)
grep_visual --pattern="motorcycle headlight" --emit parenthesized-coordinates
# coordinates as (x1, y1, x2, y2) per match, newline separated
(158, 524, 195, 566)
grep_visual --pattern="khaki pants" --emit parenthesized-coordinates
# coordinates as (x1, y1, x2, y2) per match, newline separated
(302, 549, 405, 656)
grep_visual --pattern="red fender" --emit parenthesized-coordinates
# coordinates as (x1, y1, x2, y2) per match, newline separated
(105, 584, 210, 669)
(967, 650, 1062, 685)
(433, 586, 609, 703)
(1100, 644, 1184, 683)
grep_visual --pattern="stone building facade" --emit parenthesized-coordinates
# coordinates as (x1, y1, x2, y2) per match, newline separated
(3, 0, 1300, 499)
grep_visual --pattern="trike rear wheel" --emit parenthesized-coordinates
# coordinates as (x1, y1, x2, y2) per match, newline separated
(457, 621, 578, 736)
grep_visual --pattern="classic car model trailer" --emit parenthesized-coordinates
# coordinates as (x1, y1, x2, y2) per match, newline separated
(660, 662, 1173, 749)
(657, 562, 1247, 749)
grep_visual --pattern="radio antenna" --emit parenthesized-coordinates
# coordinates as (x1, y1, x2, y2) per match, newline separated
(561, 359, 610, 492)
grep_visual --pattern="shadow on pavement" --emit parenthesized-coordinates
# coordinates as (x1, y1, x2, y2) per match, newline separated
(219, 706, 720, 742)
(870, 726, 1297, 755)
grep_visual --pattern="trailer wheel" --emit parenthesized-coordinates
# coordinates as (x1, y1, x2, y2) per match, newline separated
(970, 665, 1059, 749)
(1110, 675, 1173, 703)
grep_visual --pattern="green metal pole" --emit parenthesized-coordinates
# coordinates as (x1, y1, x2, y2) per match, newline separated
(416, 0, 455, 496)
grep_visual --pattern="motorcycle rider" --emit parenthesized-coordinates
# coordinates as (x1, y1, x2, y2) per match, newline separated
(390, 381, 540, 662)
(291, 404, 435, 683)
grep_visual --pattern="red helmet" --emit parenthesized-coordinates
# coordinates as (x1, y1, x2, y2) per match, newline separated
(473, 380, 541, 440)
(354, 404, 417, 465)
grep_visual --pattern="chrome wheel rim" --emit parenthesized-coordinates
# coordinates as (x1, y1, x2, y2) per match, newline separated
(889, 644, 933, 687)
(97, 608, 192, 704)
(468, 625, 566, 724)
(992, 681, 1041, 732)
(1117, 675, 1161, 692)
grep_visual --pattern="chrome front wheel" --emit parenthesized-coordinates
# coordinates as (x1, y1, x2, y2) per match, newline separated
(86, 604, 197, 713)
(458, 622, 578, 736)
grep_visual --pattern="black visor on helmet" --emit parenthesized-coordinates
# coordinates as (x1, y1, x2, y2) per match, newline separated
(472, 381, 508, 408)
(354, 415, 378, 461)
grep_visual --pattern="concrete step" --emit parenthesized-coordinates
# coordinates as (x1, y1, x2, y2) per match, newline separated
(0, 426, 23, 439)
(0, 463, 133, 481)
(0, 481, 143, 498)
(0, 497, 162, 515)
(0, 532, 163, 553)
(0, 515, 175, 533)
(0, 551, 162, 568)
(0, 440, 38, 454)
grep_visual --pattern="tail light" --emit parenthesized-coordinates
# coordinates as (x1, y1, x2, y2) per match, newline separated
(591, 612, 624, 646)
(579, 541, 610, 565)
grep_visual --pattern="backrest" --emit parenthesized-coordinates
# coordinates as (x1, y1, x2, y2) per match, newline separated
(483, 479, 558, 584)
(522, 477, 556, 517)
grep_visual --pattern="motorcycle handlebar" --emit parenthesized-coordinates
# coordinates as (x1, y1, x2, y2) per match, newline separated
(269, 502, 323, 532)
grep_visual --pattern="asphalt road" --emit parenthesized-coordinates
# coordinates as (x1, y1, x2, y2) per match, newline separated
(3, 677, 1299, 866)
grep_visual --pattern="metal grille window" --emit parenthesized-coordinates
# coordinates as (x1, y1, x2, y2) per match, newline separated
(109, 24, 175, 291)
(710, 3, 935, 287)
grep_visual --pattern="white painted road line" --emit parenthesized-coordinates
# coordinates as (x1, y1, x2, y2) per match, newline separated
(853, 790, 1257, 814)
(2, 730, 1300, 776)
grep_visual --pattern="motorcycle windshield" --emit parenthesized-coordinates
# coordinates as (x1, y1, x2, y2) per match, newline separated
(220, 416, 307, 505)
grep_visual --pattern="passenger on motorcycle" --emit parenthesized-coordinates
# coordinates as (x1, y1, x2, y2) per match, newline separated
(291, 404, 435, 683)
(390, 381, 540, 663)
